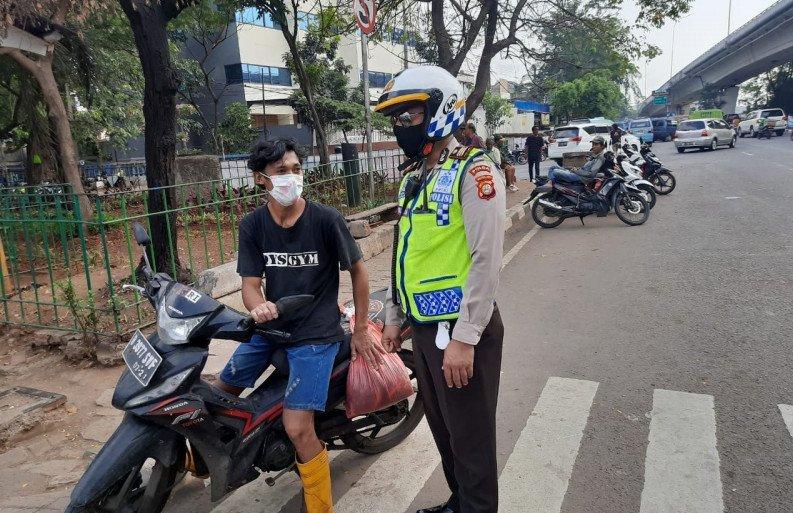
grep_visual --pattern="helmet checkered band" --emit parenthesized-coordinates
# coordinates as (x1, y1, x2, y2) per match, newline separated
(427, 105, 466, 139)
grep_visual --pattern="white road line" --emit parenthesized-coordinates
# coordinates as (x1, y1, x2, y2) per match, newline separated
(502, 224, 541, 269)
(639, 390, 724, 513)
(333, 420, 440, 512)
(741, 152, 753, 156)
(500, 377, 599, 513)
(778, 404, 793, 438)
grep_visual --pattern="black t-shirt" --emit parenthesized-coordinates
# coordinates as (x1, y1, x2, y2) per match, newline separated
(236, 201, 362, 345)
(525, 134, 544, 155)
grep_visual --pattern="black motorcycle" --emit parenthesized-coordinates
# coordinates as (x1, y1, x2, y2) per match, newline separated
(757, 123, 774, 140)
(635, 144, 676, 195)
(526, 171, 649, 228)
(67, 223, 423, 513)
(505, 148, 528, 165)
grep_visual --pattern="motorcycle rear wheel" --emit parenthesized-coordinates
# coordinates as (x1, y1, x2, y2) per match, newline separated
(517, 154, 528, 165)
(614, 192, 649, 226)
(650, 171, 676, 195)
(344, 347, 425, 455)
(66, 453, 183, 513)
(531, 195, 565, 228)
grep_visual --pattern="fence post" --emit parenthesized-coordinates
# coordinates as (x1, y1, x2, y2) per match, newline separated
(340, 143, 361, 207)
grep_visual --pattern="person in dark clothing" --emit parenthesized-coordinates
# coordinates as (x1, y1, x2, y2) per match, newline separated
(610, 123, 624, 151)
(524, 125, 545, 181)
(462, 123, 485, 148)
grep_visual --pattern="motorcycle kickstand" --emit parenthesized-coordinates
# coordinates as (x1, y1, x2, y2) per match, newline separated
(265, 462, 297, 486)
(579, 216, 585, 225)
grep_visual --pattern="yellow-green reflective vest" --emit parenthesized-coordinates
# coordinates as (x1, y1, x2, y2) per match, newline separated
(394, 150, 483, 322)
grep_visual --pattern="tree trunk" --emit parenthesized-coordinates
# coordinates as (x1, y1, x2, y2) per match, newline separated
(37, 68, 93, 220)
(120, 0, 184, 277)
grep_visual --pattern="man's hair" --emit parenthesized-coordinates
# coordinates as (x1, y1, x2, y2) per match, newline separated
(494, 134, 502, 141)
(247, 138, 304, 173)
(466, 123, 477, 132)
(532, 125, 539, 131)
(485, 138, 494, 145)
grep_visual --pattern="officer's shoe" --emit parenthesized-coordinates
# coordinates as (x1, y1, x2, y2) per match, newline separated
(416, 503, 455, 513)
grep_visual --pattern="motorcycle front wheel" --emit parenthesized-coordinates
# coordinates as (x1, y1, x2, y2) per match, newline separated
(614, 192, 649, 226)
(637, 184, 657, 209)
(517, 154, 528, 165)
(343, 347, 425, 455)
(650, 171, 676, 195)
(66, 454, 183, 513)
(531, 194, 566, 228)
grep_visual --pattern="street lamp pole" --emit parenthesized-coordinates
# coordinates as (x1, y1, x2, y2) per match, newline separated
(727, 0, 733, 36)
(670, 21, 677, 81)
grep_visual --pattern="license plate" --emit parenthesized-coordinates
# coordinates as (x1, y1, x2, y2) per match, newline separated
(123, 330, 162, 386)
(559, 142, 567, 147)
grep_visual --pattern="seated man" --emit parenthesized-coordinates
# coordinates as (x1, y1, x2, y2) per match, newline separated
(217, 138, 384, 513)
(548, 135, 612, 187)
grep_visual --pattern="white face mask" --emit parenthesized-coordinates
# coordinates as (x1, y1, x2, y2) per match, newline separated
(266, 174, 304, 206)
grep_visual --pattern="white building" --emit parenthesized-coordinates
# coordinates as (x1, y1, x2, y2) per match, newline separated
(189, 6, 417, 149)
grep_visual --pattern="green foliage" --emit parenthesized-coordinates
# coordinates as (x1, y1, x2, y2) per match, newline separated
(218, 102, 257, 154)
(482, 91, 513, 136)
(740, 64, 793, 114)
(550, 72, 626, 122)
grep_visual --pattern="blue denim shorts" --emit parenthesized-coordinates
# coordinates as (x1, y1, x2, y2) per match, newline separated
(219, 334, 341, 411)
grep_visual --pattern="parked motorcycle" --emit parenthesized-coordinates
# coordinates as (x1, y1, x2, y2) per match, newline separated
(631, 144, 677, 195)
(506, 148, 528, 165)
(526, 170, 650, 228)
(757, 122, 774, 140)
(66, 224, 423, 513)
(613, 153, 657, 209)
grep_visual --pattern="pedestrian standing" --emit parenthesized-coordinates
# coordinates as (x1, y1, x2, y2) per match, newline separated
(524, 125, 544, 181)
(374, 65, 506, 513)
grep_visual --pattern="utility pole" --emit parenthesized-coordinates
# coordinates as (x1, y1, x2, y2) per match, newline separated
(361, 33, 375, 201)
(670, 21, 677, 80)
(727, 0, 733, 36)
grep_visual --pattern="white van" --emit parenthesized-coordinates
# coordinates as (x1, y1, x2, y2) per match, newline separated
(738, 108, 788, 138)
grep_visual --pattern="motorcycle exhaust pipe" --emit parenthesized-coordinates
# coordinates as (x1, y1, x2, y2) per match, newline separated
(538, 198, 574, 213)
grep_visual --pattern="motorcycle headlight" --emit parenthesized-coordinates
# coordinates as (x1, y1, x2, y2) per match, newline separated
(157, 300, 206, 345)
(124, 368, 193, 408)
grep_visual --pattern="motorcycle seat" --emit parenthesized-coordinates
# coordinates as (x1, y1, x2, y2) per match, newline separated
(270, 334, 352, 378)
(553, 173, 582, 184)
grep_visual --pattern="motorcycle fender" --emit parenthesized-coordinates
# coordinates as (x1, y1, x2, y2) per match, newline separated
(632, 179, 654, 189)
(69, 413, 183, 508)
(622, 183, 642, 194)
(528, 184, 552, 201)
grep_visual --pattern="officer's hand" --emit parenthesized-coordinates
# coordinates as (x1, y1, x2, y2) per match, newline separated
(351, 326, 386, 369)
(250, 301, 279, 323)
(381, 325, 403, 353)
(443, 340, 475, 388)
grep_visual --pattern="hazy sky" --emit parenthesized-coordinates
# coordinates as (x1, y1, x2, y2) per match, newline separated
(490, 0, 779, 100)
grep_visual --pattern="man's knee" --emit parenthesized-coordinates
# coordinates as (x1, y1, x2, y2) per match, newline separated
(283, 411, 317, 446)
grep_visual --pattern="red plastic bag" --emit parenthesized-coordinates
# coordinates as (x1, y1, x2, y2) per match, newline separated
(345, 321, 414, 418)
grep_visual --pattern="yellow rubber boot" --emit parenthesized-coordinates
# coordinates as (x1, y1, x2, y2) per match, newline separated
(296, 447, 333, 513)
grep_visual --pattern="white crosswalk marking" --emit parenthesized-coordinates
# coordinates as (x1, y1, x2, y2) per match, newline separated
(639, 389, 724, 513)
(778, 404, 793, 437)
(499, 377, 599, 513)
(333, 420, 440, 512)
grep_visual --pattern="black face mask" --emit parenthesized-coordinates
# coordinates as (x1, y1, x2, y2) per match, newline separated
(394, 124, 426, 159)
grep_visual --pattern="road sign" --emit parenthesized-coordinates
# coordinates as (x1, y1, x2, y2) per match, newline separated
(354, 0, 377, 35)
(652, 89, 668, 97)
(653, 96, 668, 105)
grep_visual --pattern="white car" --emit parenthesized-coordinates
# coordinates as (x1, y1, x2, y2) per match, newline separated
(674, 118, 736, 152)
(547, 123, 615, 164)
(737, 108, 787, 138)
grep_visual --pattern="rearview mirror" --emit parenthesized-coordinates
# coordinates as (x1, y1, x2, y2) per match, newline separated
(132, 222, 151, 246)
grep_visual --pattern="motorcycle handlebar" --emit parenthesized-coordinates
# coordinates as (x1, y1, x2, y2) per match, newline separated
(238, 294, 315, 340)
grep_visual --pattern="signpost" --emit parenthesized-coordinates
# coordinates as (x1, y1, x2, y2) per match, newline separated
(652, 90, 669, 115)
(354, 0, 377, 201)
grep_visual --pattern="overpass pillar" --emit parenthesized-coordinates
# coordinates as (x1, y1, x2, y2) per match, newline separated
(720, 86, 740, 114)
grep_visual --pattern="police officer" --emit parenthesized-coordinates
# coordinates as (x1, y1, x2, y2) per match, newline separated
(375, 66, 506, 513)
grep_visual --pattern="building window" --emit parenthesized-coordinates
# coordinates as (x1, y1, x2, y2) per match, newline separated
(235, 7, 281, 29)
(364, 71, 393, 88)
(225, 63, 292, 87)
(297, 11, 318, 30)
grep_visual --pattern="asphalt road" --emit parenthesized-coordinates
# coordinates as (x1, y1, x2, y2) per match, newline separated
(167, 134, 793, 513)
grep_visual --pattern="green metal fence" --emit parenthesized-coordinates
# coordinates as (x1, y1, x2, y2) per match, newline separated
(0, 158, 401, 336)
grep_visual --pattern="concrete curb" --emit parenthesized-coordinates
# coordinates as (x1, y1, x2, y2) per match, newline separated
(503, 193, 535, 234)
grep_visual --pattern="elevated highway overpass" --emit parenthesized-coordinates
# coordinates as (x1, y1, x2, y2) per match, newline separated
(639, 0, 793, 117)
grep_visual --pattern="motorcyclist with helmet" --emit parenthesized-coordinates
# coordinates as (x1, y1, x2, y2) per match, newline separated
(376, 66, 506, 513)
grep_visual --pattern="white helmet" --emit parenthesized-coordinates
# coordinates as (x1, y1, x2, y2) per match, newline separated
(373, 66, 467, 142)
